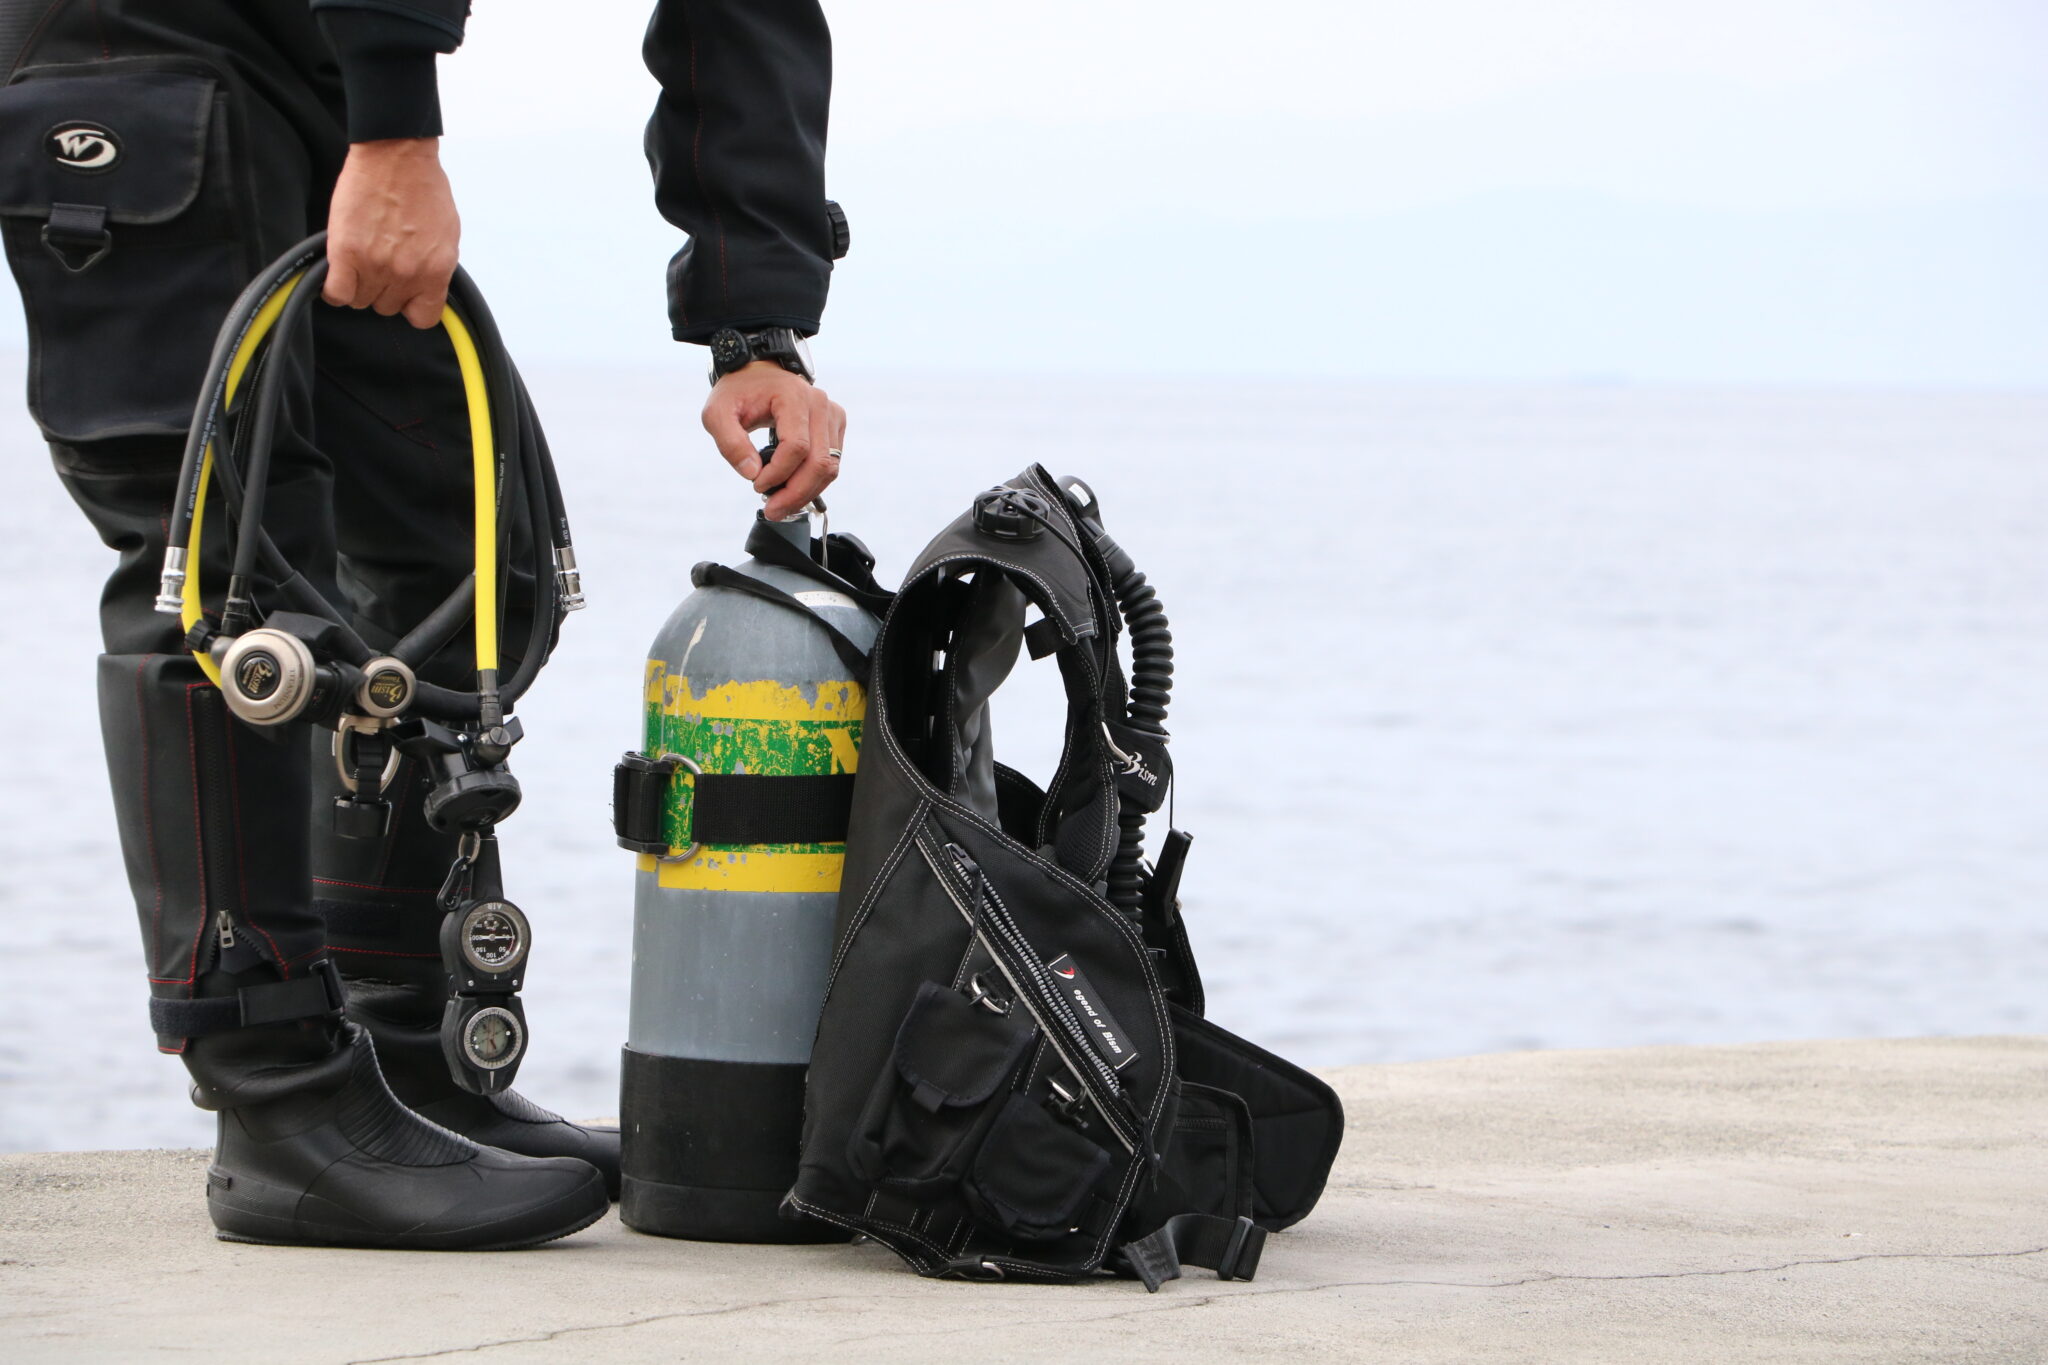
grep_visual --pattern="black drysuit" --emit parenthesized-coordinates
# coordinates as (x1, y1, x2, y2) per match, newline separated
(0, 0, 837, 1107)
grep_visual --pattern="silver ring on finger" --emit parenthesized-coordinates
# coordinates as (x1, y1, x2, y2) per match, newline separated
(826, 447, 843, 459)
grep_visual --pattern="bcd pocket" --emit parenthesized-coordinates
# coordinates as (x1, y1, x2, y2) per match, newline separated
(847, 980, 1036, 1197)
(963, 1093, 1113, 1241)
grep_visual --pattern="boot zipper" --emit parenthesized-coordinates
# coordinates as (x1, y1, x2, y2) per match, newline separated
(193, 691, 247, 967)
(917, 837, 1140, 1155)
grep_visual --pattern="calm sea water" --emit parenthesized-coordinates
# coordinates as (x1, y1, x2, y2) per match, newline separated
(2, 363, 2043, 1152)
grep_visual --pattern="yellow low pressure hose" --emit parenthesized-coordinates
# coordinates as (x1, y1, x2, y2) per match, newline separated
(442, 307, 499, 677)
(182, 287, 498, 685)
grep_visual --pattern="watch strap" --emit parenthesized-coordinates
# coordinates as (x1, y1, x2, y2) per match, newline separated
(708, 327, 813, 385)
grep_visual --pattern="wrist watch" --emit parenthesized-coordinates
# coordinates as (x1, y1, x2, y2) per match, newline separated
(707, 327, 815, 386)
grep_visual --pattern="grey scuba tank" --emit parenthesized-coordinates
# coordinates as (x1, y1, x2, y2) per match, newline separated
(611, 514, 891, 1242)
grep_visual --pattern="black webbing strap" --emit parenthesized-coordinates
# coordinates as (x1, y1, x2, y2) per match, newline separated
(1023, 615, 1066, 660)
(42, 202, 111, 273)
(693, 773, 855, 844)
(690, 562, 873, 679)
(742, 518, 895, 616)
(149, 958, 346, 1038)
(614, 752, 856, 852)
(1116, 1213, 1265, 1292)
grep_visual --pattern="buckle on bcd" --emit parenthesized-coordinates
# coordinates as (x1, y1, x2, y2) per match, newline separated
(1216, 1215, 1261, 1281)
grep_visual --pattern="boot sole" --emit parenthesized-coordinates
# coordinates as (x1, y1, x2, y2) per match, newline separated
(210, 1165, 611, 1252)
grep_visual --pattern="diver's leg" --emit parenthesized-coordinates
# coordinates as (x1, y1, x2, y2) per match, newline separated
(6, 0, 342, 1103)
(308, 300, 620, 1192)
(7, 0, 605, 1246)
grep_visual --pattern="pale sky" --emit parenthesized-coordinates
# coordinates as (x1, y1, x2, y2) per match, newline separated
(17, 2, 2048, 384)
(438, 1, 2048, 385)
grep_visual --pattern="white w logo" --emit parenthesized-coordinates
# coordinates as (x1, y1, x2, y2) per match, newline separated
(49, 126, 117, 170)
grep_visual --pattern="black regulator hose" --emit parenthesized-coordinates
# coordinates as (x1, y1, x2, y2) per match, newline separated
(1057, 480, 1175, 916)
(155, 238, 581, 1094)
(222, 255, 328, 635)
(1104, 547, 1175, 915)
(159, 232, 580, 721)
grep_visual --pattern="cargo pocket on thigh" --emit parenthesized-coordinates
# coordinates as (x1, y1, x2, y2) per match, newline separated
(847, 980, 1038, 1198)
(0, 59, 251, 443)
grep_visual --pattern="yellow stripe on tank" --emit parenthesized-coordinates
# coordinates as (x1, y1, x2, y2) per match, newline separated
(639, 850, 846, 894)
(646, 667, 867, 727)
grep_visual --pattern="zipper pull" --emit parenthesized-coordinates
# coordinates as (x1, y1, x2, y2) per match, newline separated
(216, 910, 237, 951)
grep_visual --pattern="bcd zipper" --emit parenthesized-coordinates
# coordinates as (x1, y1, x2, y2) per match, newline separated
(918, 836, 1142, 1155)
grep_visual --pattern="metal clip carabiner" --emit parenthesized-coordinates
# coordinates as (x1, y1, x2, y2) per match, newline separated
(1099, 721, 1145, 776)
(438, 830, 483, 911)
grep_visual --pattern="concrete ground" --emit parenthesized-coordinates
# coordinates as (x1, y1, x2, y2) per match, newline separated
(2, 1036, 2043, 1363)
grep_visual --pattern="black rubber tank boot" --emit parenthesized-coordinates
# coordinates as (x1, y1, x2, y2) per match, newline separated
(347, 970, 622, 1198)
(205, 1024, 609, 1250)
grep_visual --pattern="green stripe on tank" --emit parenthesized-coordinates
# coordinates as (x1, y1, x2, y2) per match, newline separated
(642, 668, 865, 854)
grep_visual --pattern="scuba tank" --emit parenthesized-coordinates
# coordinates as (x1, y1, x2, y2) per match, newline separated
(612, 510, 891, 1241)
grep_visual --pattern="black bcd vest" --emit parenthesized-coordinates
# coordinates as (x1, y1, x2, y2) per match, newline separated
(786, 466, 1344, 1289)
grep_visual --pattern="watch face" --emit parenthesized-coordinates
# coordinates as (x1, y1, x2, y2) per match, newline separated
(791, 335, 815, 380)
(463, 1006, 523, 1069)
(710, 329, 749, 371)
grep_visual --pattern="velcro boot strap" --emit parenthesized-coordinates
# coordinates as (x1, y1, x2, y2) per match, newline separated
(149, 958, 346, 1038)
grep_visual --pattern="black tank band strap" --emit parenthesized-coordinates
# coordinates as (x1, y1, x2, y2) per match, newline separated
(149, 959, 347, 1038)
(1116, 1213, 1265, 1292)
(614, 753, 856, 853)
(691, 773, 855, 844)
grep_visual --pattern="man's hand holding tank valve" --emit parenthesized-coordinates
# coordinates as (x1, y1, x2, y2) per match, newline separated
(703, 357, 847, 522)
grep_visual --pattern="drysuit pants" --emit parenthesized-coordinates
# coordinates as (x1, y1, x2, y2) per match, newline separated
(0, 0, 534, 1102)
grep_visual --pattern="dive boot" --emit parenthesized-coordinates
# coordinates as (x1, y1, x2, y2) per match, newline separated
(344, 969, 622, 1197)
(206, 1024, 609, 1250)
(311, 739, 622, 1196)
